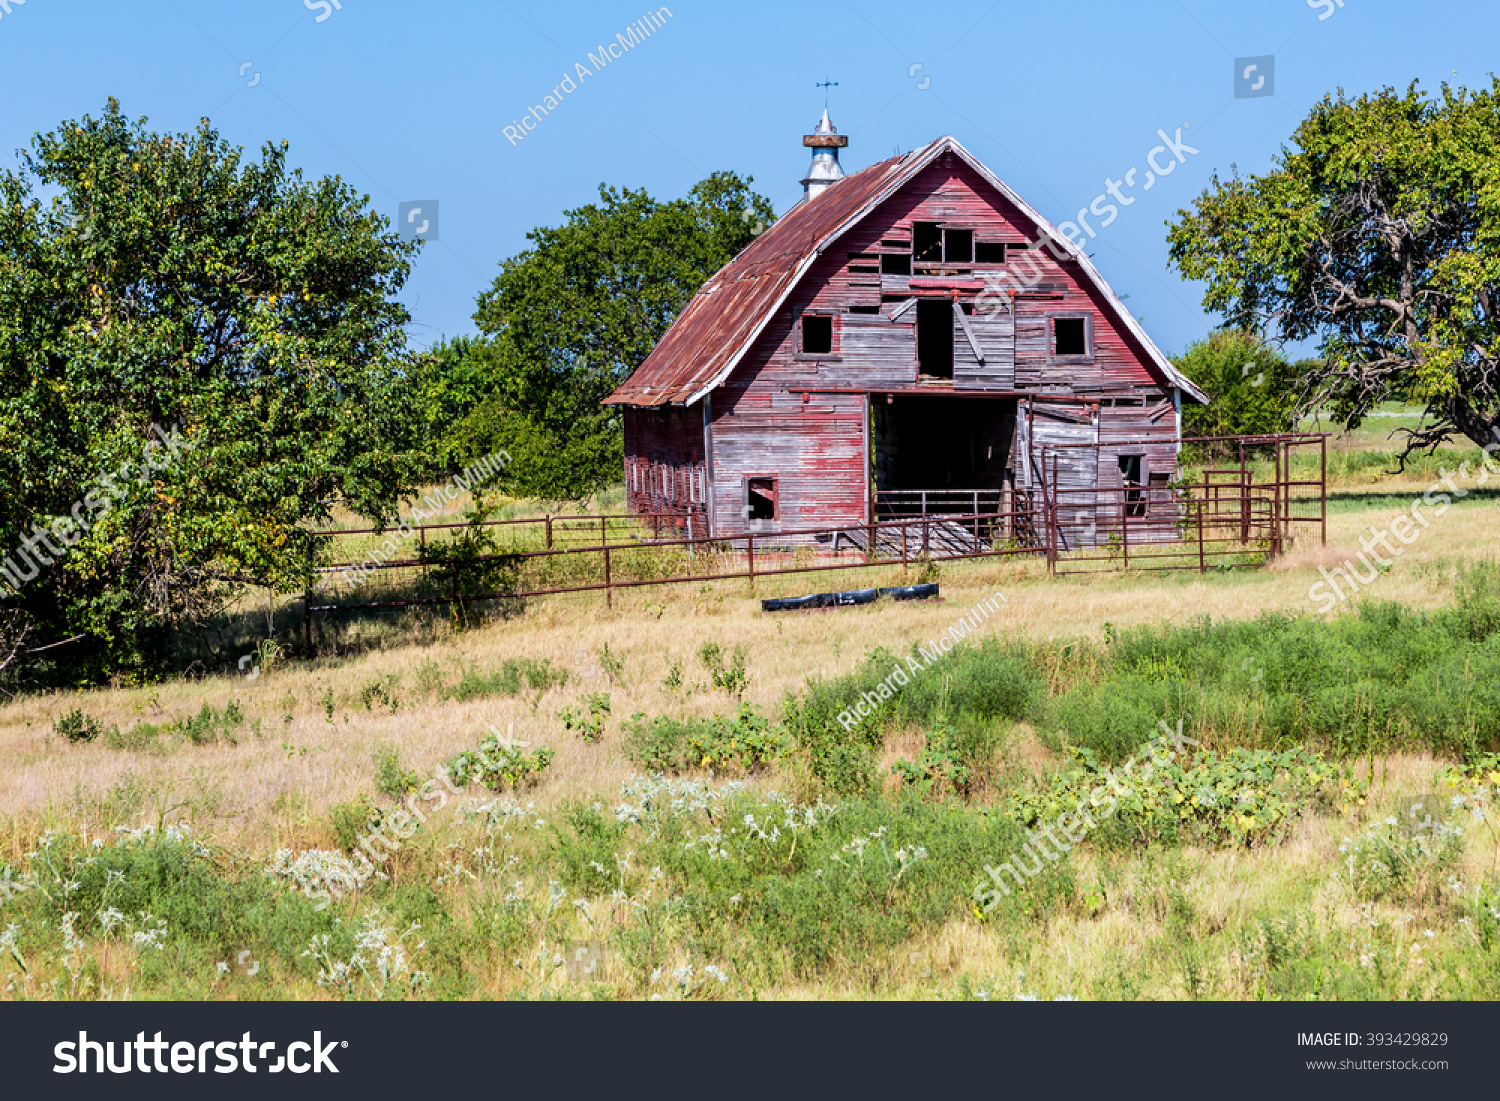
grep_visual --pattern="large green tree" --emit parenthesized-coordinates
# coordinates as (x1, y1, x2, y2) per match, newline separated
(1171, 330, 1300, 449)
(455, 172, 775, 500)
(0, 100, 423, 681)
(1166, 80, 1500, 459)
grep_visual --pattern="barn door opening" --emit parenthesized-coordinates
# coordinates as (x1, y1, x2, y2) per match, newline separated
(872, 395, 1015, 517)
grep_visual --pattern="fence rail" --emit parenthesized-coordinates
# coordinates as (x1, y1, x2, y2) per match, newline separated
(296, 433, 1328, 641)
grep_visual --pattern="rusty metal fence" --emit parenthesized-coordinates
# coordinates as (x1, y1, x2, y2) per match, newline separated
(299, 433, 1327, 638)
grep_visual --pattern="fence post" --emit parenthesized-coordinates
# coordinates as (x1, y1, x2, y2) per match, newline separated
(419, 525, 427, 577)
(747, 533, 755, 589)
(902, 523, 908, 574)
(1239, 440, 1249, 544)
(303, 542, 314, 655)
(1320, 435, 1328, 547)
(603, 544, 611, 608)
(1197, 497, 1206, 573)
(1121, 501, 1129, 569)
(546, 516, 553, 550)
(600, 514, 606, 548)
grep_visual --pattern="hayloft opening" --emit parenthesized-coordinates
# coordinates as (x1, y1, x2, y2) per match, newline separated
(915, 300, 953, 379)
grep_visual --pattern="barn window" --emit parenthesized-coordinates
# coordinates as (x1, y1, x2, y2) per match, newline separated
(799, 313, 836, 355)
(974, 241, 1006, 263)
(1119, 455, 1145, 518)
(1049, 313, 1093, 361)
(881, 253, 912, 275)
(913, 222, 943, 262)
(943, 228, 973, 263)
(746, 476, 777, 521)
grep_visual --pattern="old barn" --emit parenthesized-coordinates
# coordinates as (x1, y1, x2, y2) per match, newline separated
(604, 113, 1210, 549)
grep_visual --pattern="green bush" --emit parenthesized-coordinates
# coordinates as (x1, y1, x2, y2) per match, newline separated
(621, 704, 789, 775)
(55, 709, 107, 743)
(559, 693, 611, 743)
(1011, 743, 1340, 849)
(891, 723, 972, 798)
(1037, 568, 1500, 762)
(173, 700, 245, 745)
(444, 728, 553, 790)
(373, 744, 422, 798)
(104, 722, 165, 751)
(698, 641, 750, 697)
(359, 676, 403, 712)
(445, 659, 568, 702)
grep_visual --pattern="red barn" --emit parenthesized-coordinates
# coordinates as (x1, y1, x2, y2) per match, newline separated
(604, 113, 1208, 546)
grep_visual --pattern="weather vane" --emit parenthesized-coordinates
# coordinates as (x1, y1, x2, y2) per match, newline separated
(816, 77, 838, 109)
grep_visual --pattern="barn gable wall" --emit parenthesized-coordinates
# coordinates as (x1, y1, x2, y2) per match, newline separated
(701, 150, 1181, 538)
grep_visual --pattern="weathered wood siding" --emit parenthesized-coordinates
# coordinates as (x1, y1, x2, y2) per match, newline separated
(700, 148, 1182, 537)
(623, 406, 708, 531)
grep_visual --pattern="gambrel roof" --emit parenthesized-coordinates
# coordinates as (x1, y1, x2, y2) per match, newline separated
(605, 135, 1208, 408)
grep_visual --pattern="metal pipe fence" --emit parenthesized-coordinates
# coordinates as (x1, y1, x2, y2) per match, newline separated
(297, 433, 1327, 637)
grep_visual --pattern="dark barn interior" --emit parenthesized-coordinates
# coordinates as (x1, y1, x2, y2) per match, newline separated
(873, 396, 1016, 494)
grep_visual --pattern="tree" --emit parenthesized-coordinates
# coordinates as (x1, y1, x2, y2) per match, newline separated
(404, 334, 493, 479)
(1166, 79, 1500, 461)
(459, 172, 775, 500)
(0, 100, 423, 681)
(1171, 330, 1299, 451)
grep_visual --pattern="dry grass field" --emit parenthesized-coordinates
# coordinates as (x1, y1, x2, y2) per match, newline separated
(4, 422, 1500, 1001)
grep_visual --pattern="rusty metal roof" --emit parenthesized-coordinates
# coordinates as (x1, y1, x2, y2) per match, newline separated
(605, 136, 1208, 408)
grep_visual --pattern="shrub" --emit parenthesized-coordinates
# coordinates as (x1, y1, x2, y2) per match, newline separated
(559, 693, 611, 742)
(55, 709, 107, 743)
(444, 729, 553, 791)
(104, 722, 165, 751)
(445, 659, 568, 702)
(330, 796, 384, 852)
(621, 704, 788, 775)
(1011, 743, 1338, 849)
(173, 701, 245, 745)
(891, 723, 972, 798)
(373, 743, 422, 798)
(359, 676, 403, 712)
(698, 641, 749, 697)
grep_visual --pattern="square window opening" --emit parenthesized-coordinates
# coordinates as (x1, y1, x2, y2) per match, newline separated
(881, 252, 912, 275)
(974, 241, 1006, 263)
(943, 228, 973, 263)
(801, 314, 833, 355)
(1054, 316, 1088, 357)
(913, 222, 943, 262)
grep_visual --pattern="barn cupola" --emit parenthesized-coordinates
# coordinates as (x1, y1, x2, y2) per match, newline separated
(800, 107, 848, 202)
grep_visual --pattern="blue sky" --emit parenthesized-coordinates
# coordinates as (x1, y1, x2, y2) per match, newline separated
(0, 0, 1492, 356)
